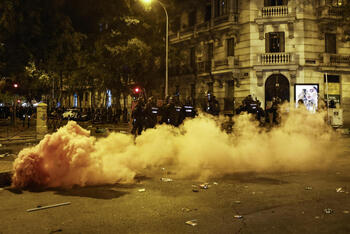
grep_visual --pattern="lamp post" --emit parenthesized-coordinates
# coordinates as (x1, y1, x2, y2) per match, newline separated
(142, 0, 169, 97)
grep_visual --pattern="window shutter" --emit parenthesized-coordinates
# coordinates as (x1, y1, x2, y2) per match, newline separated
(265, 33, 270, 53)
(279, 32, 285, 52)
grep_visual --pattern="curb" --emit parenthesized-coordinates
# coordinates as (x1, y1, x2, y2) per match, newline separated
(0, 138, 40, 147)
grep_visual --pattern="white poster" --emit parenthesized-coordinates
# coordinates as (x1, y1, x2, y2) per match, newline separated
(295, 84, 319, 112)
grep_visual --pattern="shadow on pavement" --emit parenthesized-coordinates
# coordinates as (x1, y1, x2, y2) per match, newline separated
(53, 185, 132, 199)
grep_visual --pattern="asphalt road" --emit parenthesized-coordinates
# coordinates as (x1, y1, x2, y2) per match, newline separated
(0, 138, 349, 234)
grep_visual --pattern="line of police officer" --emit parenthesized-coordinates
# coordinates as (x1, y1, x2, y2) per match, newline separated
(236, 95, 281, 126)
(131, 95, 198, 136)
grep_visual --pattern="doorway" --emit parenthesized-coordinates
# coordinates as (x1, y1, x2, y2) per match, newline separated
(265, 74, 290, 106)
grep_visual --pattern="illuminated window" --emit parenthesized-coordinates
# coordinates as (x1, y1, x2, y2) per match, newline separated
(265, 32, 285, 53)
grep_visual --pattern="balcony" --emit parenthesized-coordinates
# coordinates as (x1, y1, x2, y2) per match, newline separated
(212, 57, 238, 75)
(262, 6, 289, 17)
(317, 6, 344, 20)
(169, 13, 239, 44)
(261, 53, 291, 65)
(322, 53, 350, 65)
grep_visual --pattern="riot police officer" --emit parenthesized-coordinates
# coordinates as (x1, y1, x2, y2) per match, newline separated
(183, 96, 197, 118)
(206, 93, 220, 116)
(144, 97, 158, 129)
(131, 98, 145, 136)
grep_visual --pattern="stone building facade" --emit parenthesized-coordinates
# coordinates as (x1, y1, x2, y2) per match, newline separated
(169, 0, 350, 126)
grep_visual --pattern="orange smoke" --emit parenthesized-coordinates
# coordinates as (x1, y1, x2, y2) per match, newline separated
(11, 106, 341, 189)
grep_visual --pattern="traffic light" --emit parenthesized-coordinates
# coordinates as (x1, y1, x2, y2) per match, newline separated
(134, 87, 140, 94)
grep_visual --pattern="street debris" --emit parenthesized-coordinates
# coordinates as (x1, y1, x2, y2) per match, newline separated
(160, 178, 173, 182)
(233, 215, 243, 219)
(234, 201, 241, 204)
(199, 183, 209, 189)
(182, 208, 191, 212)
(343, 210, 349, 214)
(305, 186, 313, 190)
(192, 185, 199, 192)
(323, 208, 333, 214)
(138, 188, 146, 192)
(185, 219, 198, 226)
(315, 216, 320, 219)
(252, 192, 256, 195)
(213, 182, 218, 185)
(336, 187, 346, 193)
(27, 202, 71, 212)
(49, 229, 62, 234)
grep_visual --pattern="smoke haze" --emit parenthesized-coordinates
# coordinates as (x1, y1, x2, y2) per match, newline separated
(12, 106, 341, 189)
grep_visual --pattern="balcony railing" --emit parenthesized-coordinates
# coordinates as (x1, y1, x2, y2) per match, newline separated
(213, 57, 237, 69)
(317, 6, 344, 19)
(261, 53, 291, 65)
(262, 6, 289, 17)
(323, 53, 350, 65)
(197, 61, 212, 74)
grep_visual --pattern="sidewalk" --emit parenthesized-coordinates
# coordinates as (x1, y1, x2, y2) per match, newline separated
(0, 120, 132, 145)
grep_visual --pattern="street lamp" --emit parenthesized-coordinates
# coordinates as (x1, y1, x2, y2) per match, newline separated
(141, 0, 169, 97)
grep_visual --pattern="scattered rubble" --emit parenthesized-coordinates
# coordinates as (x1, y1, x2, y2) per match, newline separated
(27, 202, 71, 212)
(336, 187, 346, 193)
(323, 208, 333, 214)
(160, 178, 173, 182)
(233, 215, 243, 219)
(185, 219, 198, 226)
(138, 188, 146, 192)
(181, 208, 191, 212)
(305, 186, 313, 190)
(199, 183, 209, 189)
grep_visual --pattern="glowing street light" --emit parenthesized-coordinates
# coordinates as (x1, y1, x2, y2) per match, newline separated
(141, 0, 169, 97)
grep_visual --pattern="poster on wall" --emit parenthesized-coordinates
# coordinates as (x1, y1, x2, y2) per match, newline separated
(294, 84, 319, 112)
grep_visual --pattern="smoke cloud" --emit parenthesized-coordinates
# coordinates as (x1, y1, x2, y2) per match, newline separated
(11, 106, 341, 189)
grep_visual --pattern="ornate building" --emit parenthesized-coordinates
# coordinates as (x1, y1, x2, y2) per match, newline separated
(169, 0, 350, 126)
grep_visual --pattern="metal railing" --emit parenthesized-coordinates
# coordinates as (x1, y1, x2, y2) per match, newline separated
(261, 53, 291, 64)
(262, 6, 288, 17)
(322, 54, 350, 64)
